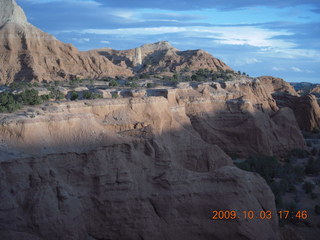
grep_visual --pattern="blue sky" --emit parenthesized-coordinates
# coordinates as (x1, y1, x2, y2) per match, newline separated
(17, 0, 320, 83)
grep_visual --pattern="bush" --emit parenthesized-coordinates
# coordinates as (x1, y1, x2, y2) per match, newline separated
(128, 76, 139, 81)
(303, 181, 315, 194)
(310, 192, 318, 199)
(82, 91, 102, 100)
(289, 148, 309, 158)
(18, 89, 43, 105)
(70, 92, 78, 101)
(305, 158, 320, 175)
(109, 79, 119, 87)
(0, 92, 21, 113)
(111, 92, 118, 99)
(49, 89, 65, 100)
(243, 156, 279, 183)
(146, 83, 155, 88)
(139, 73, 150, 79)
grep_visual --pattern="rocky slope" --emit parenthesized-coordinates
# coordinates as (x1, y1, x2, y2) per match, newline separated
(95, 41, 232, 73)
(0, 0, 132, 84)
(0, 0, 232, 84)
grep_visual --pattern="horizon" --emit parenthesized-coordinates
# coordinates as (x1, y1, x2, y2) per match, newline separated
(17, 0, 320, 83)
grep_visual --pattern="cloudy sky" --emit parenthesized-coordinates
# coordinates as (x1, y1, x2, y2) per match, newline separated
(17, 0, 320, 83)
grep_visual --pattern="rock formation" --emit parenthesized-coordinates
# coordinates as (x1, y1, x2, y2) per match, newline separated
(274, 93, 320, 131)
(0, 1, 312, 240)
(258, 77, 320, 131)
(0, 77, 308, 239)
(0, 91, 284, 240)
(0, 0, 233, 84)
(94, 41, 232, 73)
(0, 0, 133, 84)
(258, 76, 298, 96)
(0, 0, 27, 26)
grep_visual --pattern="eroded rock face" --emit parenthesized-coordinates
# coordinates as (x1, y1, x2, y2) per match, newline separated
(0, 78, 307, 239)
(258, 76, 298, 96)
(274, 94, 320, 131)
(258, 77, 320, 132)
(0, 95, 281, 240)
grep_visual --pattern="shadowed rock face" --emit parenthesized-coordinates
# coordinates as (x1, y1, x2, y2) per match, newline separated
(0, 95, 280, 240)
(274, 93, 320, 131)
(257, 77, 320, 131)
(0, 78, 309, 240)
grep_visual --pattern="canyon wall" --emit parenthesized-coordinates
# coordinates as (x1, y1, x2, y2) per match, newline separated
(0, 78, 308, 240)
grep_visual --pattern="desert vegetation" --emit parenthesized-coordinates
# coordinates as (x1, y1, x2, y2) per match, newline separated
(0, 68, 251, 113)
(235, 133, 320, 228)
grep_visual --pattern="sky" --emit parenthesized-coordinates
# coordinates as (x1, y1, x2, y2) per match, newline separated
(17, 0, 320, 83)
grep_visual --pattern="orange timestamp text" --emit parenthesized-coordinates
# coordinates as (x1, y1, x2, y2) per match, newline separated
(211, 210, 308, 220)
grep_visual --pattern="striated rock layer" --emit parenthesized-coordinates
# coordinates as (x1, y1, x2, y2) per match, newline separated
(0, 94, 282, 240)
(0, 77, 309, 239)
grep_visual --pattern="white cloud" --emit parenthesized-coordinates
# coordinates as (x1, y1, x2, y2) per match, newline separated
(272, 67, 285, 71)
(61, 25, 320, 60)
(71, 38, 90, 43)
(111, 10, 135, 19)
(291, 67, 302, 72)
(234, 57, 261, 66)
(100, 40, 111, 44)
(80, 25, 295, 49)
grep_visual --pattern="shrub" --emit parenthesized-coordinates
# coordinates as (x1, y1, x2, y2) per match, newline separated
(109, 79, 119, 87)
(111, 92, 118, 99)
(49, 89, 65, 100)
(303, 181, 315, 194)
(310, 192, 318, 199)
(0, 100, 22, 113)
(305, 158, 320, 175)
(289, 148, 309, 158)
(139, 73, 150, 79)
(82, 91, 102, 100)
(128, 76, 139, 81)
(311, 147, 318, 156)
(146, 83, 155, 88)
(18, 89, 43, 105)
(70, 92, 78, 101)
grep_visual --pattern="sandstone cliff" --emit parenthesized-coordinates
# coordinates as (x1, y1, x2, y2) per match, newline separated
(0, 90, 284, 240)
(0, 78, 307, 239)
(258, 77, 320, 131)
(274, 93, 320, 131)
